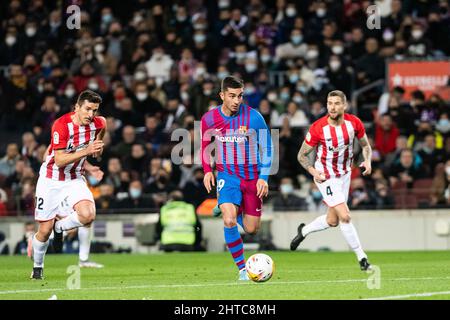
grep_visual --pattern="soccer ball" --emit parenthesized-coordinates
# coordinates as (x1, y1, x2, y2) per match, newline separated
(245, 253, 274, 282)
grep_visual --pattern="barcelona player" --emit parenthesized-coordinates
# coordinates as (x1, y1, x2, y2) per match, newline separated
(201, 76, 273, 280)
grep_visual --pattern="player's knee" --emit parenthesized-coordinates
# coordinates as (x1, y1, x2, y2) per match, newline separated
(223, 216, 237, 228)
(326, 218, 339, 227)
(37, 227, 52, 241)
(77, 208, 96, 225)
(339, 215, 351, 224)
(245, 225, 259, 235)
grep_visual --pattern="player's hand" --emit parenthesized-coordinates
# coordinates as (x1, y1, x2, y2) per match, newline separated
(203, 172, 215, 193)
(86, 140, 104, 156)
(256, 179, 269, 199)
(311, 169, 326, 184)
(92, 140, 104, 158)
(360, 161, 372, 176)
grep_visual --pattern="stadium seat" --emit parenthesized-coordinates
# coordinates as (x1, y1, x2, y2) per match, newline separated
(412, 179, 433, 206)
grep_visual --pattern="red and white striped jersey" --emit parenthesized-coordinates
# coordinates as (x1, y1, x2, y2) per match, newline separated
(39, 112, 106, 181)
(305, 113, 365, 179)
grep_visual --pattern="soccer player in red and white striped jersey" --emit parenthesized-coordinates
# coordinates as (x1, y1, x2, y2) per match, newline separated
(30, 90, 106, 280)
(290, 90, 372, 271)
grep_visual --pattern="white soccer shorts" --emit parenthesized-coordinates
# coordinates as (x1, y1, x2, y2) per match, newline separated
(34, 176, 94, 221)
(315, 171, 351, 208)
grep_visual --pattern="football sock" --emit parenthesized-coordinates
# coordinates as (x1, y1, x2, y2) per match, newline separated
(32, 235, 49, 268)
(339, 222, 367, 261)
(78, 226, 91, 262)
(224, 225, 245, 271)
(302, 215, 330, 237)
(54, 213, 83, 232)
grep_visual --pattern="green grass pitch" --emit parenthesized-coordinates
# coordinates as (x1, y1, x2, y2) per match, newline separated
(0, 251, 449, 300)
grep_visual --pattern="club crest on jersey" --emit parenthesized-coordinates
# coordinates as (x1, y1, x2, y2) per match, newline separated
(53, 132, 59, 144)
(239, 125, 247, 134)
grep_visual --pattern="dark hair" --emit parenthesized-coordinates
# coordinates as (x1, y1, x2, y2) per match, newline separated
(221, 76, 244, 92)
(327, 90, 347, 104)
(76, 90, 102, 106)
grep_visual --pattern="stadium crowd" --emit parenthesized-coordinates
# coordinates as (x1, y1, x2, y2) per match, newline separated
(0, 0, 449, 216)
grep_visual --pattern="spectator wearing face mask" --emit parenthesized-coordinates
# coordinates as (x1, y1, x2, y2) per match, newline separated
(326, 55, 352, 98)
(182, 168, 209, 208)
(118, 180, 156, 211)
(273, 177, 307, 211)
(275, 28, 308, 62)
(417, 134, 446, 176)
(406, 23, 431, 57)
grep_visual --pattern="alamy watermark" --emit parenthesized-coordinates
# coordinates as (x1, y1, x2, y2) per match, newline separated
(366, 5, 381, 30)
(66, 5, 81, 30)
(66, 265, 81, 290)
(366, 265, 381, 289)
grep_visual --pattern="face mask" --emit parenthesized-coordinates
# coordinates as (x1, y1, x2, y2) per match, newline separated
(26, 27, 37, 37)
(130, 188, 142, 199)
(267, 93, 277, 102)
(245, 64, 257, 73)
(329, 60, 341, 71)
(37, 84, 44, 93)
(280, 92, 290, 101)
(5, 36, 16, 46)
(383, 30, 394, 42)
(194, 34, 206, 43)
(180, 91, 189, 101)
(203, 89, 212, 96)
(411, 30, 423, 39)
(136, 92, 148, 101)
(235, 52, 246, 60)
(50, 21, 61, 28)
(317, 8, 326, 18)
(94, 44, 105, 53)
(306, 49, 319, 60)
(281, 184, 293, 195)
(289, 74, 299, 83)
(437, 119, 450, 132)
(153, 52, 163, 59)
(332, 45, 344, 55)
(88, 82, 99, 91)
(260, 54, 271, 63)
(217, 71, 229, 79)
(134, 71, 147, 81)
(291, 35, 303, 45)
(293, 96, 303, 104)
(176, 15, 187, 22)
(244, 87, 255, 95)
(218, 0, 230, 8)
(296, 86, 308, 94)
(286, 7, 296, 17)
(88, 176, 99, 186)
(102, 14, 113, 23)
(65, 88, 76, 98)
(312, 190, 322, 200)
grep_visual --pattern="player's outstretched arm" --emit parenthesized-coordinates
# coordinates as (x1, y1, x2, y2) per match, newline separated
(358, 133, 372, 176)
(297, 141, 326, 183)
(54, 140, 104, 168)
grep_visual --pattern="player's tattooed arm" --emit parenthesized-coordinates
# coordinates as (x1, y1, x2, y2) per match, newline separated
(297, 141, 315, 172)
(358, 133, 372, 176)
(297, 141, 326, 183)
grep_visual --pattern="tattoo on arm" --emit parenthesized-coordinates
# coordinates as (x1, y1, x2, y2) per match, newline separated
(358, 134, 372, 162)
(297, 142, 315, 171)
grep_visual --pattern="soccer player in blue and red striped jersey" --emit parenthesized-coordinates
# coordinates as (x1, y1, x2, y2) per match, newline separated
(200, 76, 273, 280)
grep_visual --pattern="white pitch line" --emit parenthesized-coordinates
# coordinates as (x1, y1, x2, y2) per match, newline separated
(362, 291, 450, 300)
(1, 276, 449, 296)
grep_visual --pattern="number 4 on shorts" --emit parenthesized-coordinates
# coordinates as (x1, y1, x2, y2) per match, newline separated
(326, 186, 333, 196)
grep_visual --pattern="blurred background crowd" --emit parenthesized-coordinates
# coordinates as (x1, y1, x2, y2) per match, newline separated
(0, 0, 449, 217)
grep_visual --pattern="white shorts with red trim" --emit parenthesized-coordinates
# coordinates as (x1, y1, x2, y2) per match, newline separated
(315, 171, 351, 208)
(34, 176, 94, 221)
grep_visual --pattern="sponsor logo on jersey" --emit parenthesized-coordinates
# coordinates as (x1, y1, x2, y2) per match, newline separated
(328, 144, 349, 153)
